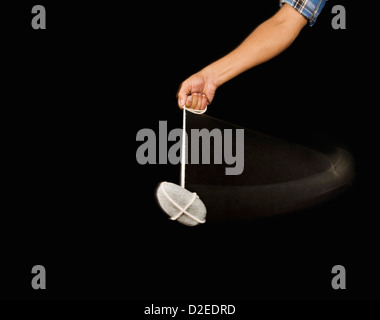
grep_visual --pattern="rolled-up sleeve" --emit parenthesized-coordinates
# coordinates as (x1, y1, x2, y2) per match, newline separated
(279, 0, 327, 26)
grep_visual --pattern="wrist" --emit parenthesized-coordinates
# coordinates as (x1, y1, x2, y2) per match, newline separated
(199, 65, 221, 88)
(201, 55, 238, 88)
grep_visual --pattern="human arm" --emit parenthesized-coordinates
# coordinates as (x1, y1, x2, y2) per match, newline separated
(177, 4, 308, 110)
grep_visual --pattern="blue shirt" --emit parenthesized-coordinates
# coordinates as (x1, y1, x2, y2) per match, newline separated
(280, 0, 327, 26)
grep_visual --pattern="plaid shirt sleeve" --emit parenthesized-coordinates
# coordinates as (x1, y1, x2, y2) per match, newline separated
(279, 0, 327, 26)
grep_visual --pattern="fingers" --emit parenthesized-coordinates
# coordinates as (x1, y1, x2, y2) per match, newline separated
(200, 94, 208, 110)
(177, 83, 189, 110)
(192, 93, 201, 110)
(176, 77, 209, 110)
(183, 93, 208, 110)
(185, 94, 193, 108)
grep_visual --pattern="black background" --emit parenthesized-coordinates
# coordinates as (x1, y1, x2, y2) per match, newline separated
(1, 0, 378, 303)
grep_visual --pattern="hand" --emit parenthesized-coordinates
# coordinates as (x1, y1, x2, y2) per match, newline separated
(176, 71, 218, 111)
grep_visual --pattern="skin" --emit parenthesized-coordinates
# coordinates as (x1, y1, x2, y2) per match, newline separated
(177, 4, 308, 110)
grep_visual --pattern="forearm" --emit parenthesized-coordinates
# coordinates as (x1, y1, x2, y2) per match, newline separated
(202, 5, 307, 87)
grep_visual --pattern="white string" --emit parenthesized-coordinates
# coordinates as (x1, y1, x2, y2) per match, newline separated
(180, 106, 207, 188)
(160, 183, 205, 224)
(183, 105, 208, 114)
(180, 108, 186, 188)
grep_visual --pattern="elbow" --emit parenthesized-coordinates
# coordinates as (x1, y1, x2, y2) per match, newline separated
(272, 3, 308, 34)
